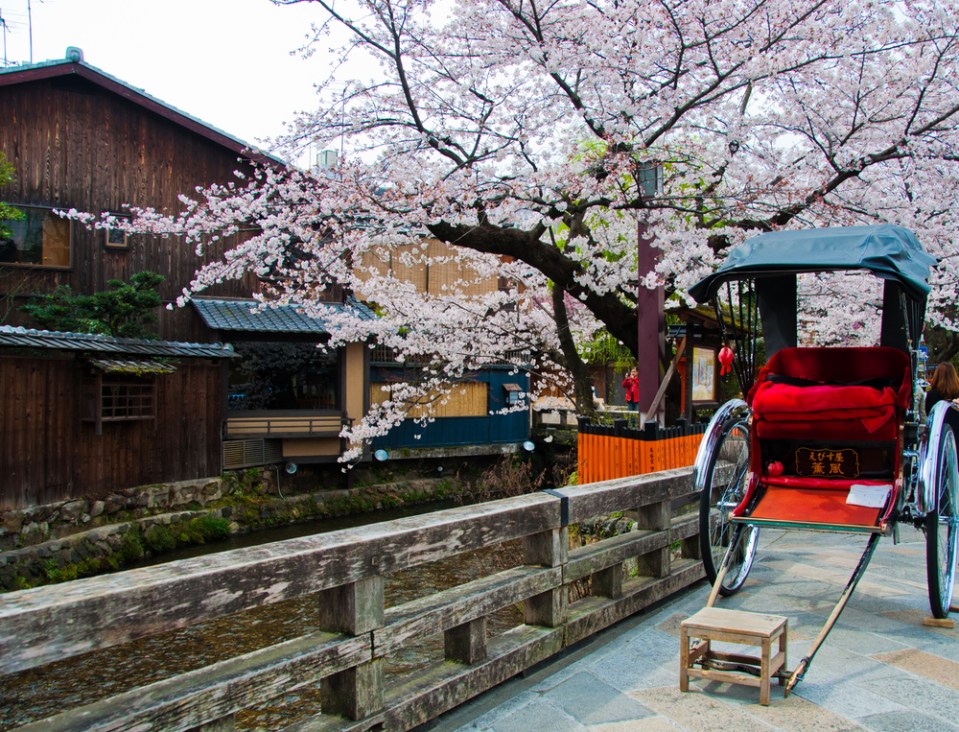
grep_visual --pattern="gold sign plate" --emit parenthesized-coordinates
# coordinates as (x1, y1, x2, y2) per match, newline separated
(795, 447, 860, 479)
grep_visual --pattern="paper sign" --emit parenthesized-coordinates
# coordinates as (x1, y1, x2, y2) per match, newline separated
(846, 483, 892, 508)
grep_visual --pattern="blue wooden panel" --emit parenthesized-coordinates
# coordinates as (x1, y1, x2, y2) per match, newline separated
(372, 417, 489, 450)
(371, 367, 530, 450)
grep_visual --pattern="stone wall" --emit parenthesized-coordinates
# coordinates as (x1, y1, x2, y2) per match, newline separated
(0, 477, 227, 552)
(0, 474, 456, 592)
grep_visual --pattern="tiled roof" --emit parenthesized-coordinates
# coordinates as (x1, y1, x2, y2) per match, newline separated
(0, 326, 236, 359)
(192, 298, 376, 334)
(89, 359, 178, 374)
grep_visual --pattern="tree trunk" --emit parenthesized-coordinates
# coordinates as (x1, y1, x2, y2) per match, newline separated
(427, 221, 639, 358)
(552, 285, 596, 418)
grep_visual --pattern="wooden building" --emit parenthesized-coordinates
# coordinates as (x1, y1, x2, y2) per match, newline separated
(0, 51, 369, 509)
(358, 240, 531, 456)
(0, 326, 234, 509)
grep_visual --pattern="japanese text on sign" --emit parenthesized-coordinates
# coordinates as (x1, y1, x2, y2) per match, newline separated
(795, 447, 860, 479)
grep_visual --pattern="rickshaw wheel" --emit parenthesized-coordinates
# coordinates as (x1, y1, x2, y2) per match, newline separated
(696, 407, 758, 595)
(926, 423, 959, 619)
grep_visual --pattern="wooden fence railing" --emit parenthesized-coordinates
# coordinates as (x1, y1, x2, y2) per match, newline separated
(578, 420, 708, 484)
(0, 468, 704, 732)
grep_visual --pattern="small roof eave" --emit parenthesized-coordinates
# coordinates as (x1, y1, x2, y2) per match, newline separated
(0, 326, 237, 359)
(192, 298, 376, 335)
(88, 358, 177, 375)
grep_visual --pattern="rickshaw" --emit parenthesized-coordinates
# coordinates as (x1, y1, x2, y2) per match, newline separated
(688, 224, 958, 691)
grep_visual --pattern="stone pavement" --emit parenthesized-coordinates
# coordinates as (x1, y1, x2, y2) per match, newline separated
(423, 528, 959, 731)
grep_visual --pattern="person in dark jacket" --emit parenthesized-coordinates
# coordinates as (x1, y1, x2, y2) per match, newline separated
(925, 362, 959, 413)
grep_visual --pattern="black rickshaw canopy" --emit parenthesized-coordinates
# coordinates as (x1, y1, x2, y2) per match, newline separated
(687, 225, 936, 363)
(688, 224, 936, 304)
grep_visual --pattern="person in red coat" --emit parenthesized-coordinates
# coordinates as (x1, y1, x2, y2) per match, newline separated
(622, 367, 640, 411)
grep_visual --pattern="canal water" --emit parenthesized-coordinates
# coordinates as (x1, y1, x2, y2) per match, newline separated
(1, 502, 526, 730)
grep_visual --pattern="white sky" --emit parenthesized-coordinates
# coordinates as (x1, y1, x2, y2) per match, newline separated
(1, 0, 341, 164)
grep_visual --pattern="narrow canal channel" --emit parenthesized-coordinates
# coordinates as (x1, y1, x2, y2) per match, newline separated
(1, 502, 526, 730)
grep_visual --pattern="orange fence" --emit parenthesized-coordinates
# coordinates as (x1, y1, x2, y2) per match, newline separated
(577, 419, 707, 484)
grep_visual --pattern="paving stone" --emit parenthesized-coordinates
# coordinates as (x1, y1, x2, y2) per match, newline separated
(540, 672, 654, 725)
(589, 631, 680, 692)
(745, 692, 865, 731)
(630, 686, 773, 731)
(793, 681, 905, 723)
(859, 710, 959, 732)
(489, 700, 585, 732)
(589, 717, 680, 732)
(857, 674, 959, 723)
(871, 648, 959, 690)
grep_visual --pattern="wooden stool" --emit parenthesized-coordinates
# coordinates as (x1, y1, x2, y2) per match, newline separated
(680, 606, 788, 706)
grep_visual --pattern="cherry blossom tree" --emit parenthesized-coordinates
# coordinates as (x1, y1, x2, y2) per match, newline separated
(86, 0, 959, 457)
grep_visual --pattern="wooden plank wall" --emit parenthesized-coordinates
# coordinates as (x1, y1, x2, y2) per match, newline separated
(0, 353, 222, 510)
(0, 75, 261, 339)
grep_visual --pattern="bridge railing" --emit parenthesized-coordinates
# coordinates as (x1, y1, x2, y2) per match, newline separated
(0, 467, 704, 732)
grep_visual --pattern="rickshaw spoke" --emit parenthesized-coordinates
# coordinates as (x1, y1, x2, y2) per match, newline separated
(696, 402, 758, 596)
(925, 422, 959, 619)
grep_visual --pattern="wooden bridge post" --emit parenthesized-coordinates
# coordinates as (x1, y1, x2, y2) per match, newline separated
(681, 533, 702, 561)
(635, 499, 671, 579)
(592, 562, 624, 598)
(445, 617, 488, 664)
(318, 576, 385, 720)
(523, 528, 568, 626)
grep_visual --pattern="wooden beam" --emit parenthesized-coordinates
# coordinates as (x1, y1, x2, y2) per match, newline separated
(644, 336, 687, 426)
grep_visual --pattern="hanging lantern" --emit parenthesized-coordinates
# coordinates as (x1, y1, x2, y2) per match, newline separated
(718, 345, 734, 376)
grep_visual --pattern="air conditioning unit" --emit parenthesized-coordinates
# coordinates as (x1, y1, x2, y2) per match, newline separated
(222, 439, 282, 470)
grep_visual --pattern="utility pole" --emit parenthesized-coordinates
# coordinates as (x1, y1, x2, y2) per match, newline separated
(27, 0, 32, 63)
(0, 10, 7, 67)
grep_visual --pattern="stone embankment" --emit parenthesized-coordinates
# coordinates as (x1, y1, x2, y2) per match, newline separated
(0, 472, 456, 591)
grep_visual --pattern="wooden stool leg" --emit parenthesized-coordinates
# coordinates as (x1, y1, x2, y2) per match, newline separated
(778, 628, 788, 686)
(760, 637, 771, 706)
(679, 626, 690, 692)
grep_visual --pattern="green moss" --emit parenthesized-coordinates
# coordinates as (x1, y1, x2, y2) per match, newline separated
(45, 560, 78, 583)
(118, 529, 146, 563)
(144, 524, 177, 553)
(190, 514, 231, 541)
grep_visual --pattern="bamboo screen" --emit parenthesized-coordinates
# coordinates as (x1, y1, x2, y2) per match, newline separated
(355, 240, 499, 298)
(370, 381, 489, 418)
(425, 240, 498, 297)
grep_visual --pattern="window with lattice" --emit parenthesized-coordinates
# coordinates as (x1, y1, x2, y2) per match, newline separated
(83, 376, 156, 434)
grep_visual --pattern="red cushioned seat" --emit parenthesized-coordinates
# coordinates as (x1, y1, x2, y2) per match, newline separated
(748, 346, 910, 441)
(734, 346, 910, 531)
(752, 382, 899, 440)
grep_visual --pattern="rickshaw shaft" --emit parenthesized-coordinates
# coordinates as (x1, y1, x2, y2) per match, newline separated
(785, 532, 881, 693)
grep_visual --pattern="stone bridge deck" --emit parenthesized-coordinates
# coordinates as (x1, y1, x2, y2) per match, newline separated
(427, 529, 959, 732)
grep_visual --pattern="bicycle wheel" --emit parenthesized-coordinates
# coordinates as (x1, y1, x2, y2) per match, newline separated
(696, 403, 759, 595)
(926, 422, 959, 619)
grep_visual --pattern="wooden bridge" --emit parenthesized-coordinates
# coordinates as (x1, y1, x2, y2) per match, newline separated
(0, 468, 705, 731)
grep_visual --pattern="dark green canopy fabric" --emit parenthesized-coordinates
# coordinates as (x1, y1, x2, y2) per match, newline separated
(688, 225, 936, 304)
